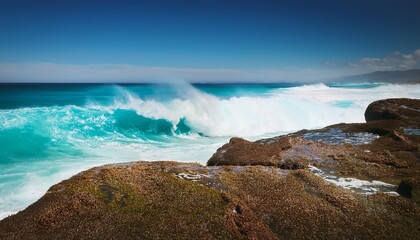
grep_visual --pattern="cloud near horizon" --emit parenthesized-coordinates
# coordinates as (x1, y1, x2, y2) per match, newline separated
(349, 49, 420, 71)
(0, 63, 356, 83)
(0, 49, 419, 83)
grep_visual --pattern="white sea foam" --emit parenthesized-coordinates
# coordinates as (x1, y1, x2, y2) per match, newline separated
(0, 83, 419, 220)
(109, 83, 420, 137)
(0, 211, 17, 220)
(2, 83, 419, 138)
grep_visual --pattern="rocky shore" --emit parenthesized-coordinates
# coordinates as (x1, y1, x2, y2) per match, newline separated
(1, 98, 419, 239)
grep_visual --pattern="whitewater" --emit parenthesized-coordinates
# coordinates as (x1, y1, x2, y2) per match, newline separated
(0, 82, 419, 219)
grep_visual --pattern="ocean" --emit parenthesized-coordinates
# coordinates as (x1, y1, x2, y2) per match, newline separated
(1, 82, 419, 219)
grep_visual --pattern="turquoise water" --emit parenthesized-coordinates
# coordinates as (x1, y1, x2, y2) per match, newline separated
(1, 82, 419, 219)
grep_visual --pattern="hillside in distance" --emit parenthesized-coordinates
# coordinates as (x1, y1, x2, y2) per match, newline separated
(336, 69, 420, 84)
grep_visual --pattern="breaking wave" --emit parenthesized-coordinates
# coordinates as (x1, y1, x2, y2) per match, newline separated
(1, 82, 419, 219)
(1, 83, 419, 149)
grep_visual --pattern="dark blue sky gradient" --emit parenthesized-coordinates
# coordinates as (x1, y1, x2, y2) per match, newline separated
(1, 0, 419, 69)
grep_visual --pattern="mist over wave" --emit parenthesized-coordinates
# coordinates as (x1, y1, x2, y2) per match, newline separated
(0, 82, 419, 219)
(90, 83, 420, 136)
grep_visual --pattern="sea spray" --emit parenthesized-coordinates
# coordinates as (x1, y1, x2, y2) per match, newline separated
(0, 82, 419, 219)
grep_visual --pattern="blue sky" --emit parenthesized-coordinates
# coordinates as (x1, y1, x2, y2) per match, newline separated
(0, 0, 419, 82)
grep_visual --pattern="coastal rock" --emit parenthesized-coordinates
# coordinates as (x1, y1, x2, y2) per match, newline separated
(209, 99, 420, 182)
(365, 98, 420, 122)
(207, 136, 293, 167)
(1, 98, 419, 239)
(1, 161, 419, 240)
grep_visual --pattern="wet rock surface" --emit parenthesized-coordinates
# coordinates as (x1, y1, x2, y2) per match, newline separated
(301, 128, 379, 145)
(1, 98, 419, 239)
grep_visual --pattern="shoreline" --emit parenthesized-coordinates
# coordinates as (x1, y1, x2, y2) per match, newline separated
(1, 98, 419, 239)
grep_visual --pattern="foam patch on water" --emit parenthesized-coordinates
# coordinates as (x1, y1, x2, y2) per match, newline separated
(404, 128, 420, 136)
(309, 165, 398, 195)
(302, 128, 379, 145)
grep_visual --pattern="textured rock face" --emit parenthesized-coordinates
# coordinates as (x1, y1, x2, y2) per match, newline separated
(208, 99, 420, 198)
(1, 98, 419, 240)
(1, 161, 419, 240)
(207, 137, 293, 167)
(365, 98, 420, 122)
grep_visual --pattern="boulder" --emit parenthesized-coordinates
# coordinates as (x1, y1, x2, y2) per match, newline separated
(364, 98, 420, 122)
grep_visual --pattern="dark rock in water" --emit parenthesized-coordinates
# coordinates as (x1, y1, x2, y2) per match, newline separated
(1, 98, 420, 240)
(365, 98, 420, 122)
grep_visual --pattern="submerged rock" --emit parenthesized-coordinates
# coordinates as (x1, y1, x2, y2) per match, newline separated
(1, 98, 419, 239)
